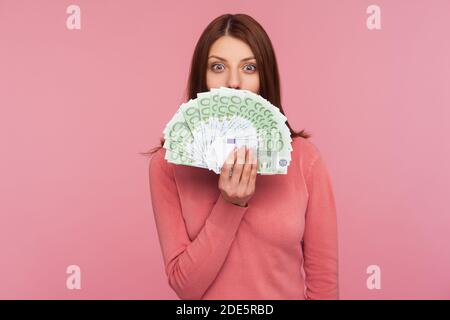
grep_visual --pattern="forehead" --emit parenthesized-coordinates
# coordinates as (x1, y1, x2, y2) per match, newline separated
(208, 36, 255, 60)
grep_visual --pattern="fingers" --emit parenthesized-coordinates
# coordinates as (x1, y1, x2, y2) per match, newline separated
(231, 146, 246, 185)
(248, 149, 258, 187)
(220, 147, 236, 179)
(239, 148, 253, 186)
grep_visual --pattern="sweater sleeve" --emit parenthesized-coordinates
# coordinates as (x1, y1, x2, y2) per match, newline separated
(148, 149, 249, 300)
(302, 152, 339, 300)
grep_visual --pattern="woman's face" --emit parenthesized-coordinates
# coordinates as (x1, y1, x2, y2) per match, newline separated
(206, 35, 260, 94)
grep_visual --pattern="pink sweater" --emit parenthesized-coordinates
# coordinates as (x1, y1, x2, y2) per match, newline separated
(148, 136, 339, 300)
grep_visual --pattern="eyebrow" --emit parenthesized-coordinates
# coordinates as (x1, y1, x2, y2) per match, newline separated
(208, 55, 256, 62)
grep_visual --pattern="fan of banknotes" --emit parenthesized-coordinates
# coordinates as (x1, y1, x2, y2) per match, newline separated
(162, 87, 293, 175)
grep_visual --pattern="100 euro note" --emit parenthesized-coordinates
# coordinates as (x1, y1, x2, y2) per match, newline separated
(162, 87, 294, 174)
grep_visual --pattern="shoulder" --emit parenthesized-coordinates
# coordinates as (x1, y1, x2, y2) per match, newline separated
(291, 136, 324, 178)
(292, 136, 322, 163)
(150, 146, 166, 163)
(148, 147, 173, 176)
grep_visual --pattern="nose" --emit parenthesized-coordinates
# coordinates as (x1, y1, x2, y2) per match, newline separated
(226, 68, 241, 89)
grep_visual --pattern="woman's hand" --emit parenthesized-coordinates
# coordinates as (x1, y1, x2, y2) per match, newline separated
(218, 146, 258, 207)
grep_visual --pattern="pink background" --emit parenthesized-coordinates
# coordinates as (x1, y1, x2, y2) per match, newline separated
(1, 0, 449, 299)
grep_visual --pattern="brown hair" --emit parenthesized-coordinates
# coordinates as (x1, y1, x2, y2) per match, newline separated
(141, 13, 310, 157)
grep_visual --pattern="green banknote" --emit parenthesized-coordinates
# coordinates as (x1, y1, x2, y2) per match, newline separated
(162, 87, 294, 174)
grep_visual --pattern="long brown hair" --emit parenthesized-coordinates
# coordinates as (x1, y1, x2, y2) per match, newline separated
(141, 13, 310, 157)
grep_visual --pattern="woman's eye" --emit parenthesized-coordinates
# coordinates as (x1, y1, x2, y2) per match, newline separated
(244, 64, 257, 72)
(210, 63, 257, 72)
(211, 63, 224, 72)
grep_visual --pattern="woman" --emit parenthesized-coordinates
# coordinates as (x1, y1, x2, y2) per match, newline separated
(146, 13, 339, 300)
